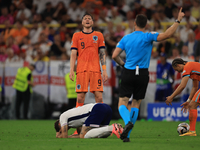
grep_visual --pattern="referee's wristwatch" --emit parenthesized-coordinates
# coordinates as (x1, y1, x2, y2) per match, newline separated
(175, 19, 180, 23)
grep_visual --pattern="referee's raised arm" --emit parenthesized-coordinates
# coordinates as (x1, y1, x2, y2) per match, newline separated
(157, 7, 185, 42)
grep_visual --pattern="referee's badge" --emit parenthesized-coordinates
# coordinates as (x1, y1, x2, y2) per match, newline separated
(77, 84, 81, 90)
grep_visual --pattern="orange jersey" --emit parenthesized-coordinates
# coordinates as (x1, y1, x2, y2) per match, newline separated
(71, 31, 105, 73)
(182, 62, 200, 81)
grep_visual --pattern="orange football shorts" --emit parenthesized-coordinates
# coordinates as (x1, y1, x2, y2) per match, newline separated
(192, 89, 200, 103)
(76, 71, 103, 93)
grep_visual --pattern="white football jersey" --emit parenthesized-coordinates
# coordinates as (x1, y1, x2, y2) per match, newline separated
(59, 103, 96, 128)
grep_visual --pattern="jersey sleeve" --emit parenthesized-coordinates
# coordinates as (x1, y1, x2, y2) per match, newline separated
(60, 113, 68, 127)
(116, 36, 125, 50)
(71, 33, 78, 50)
(146, 32, 159, 42)
(182, 64, 192, 78)
(98, 33, 105, 49)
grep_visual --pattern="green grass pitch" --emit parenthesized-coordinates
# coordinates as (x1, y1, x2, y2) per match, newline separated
(0, 120, 199, 150)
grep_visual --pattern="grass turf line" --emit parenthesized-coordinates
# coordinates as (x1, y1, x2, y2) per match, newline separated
(0, 120, 199, 150)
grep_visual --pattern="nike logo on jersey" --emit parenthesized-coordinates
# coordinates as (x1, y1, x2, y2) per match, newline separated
(80, 38, 84, 40)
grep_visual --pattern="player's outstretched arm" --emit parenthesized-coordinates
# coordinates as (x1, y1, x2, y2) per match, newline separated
(165, 76, 189, 105)
(157, 7, 185, 42)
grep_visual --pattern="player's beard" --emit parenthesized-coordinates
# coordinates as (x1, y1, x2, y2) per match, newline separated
(84, 24, 92, 29)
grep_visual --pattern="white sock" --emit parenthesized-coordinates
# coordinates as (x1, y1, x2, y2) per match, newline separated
(84, 125, 113, 138)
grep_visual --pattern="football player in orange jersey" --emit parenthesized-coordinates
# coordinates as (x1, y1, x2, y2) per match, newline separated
(166, 58, 200, 136)
(69, 13, 108, 108)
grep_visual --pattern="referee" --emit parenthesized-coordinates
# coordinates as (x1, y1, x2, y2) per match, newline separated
(112, 8, 185, 142)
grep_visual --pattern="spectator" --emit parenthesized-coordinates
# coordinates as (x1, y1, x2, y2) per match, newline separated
(20, 36, 33, 57)
(190, 0, 200, 21)
(40, 20, 49, 36)
(48, 27, 56, 42)
(60, 14, 74, 25)
(182, 8, 197, 23)
(140, 0, 157, 20)
(157, 4, 170, 22)
(67, 1, 82, 22)
(153, 20, 163, 33)
(18, 49, 33, 64)
(96, 10, 110, 31)
(34, 47, 49, 62)
(110, 7, 122, 25)
(16, 2, 32, 24)
(169, 8, 179, 22)
(53, 1, 67, 21)
(9, 20, 29, 45)
(164, 0, 177, 19)
(33, 0, 47, 14)
(171, 33, 184, 52)
(0, 34, 6, 48)
(102, 1, 114, 19)
(38, 33, 52, 56)
(1, 20, 12, 42)
(9, 3, 18, 21)
(6, 36, 20, 55)
(124, 20, 134, 35)
(150, 11, 161, 22)
(60, 53, 68, 61)
(45, 15, 58, 30)
(64, 33, 72, 58)
(180, 45, 194, 60)
(0, 46, 7, 62)
(42, 2, 55, 19)
(180, 22, 194, 43)
(74, 21, 83, 33)
(125, 10, 134, 22)
(32, 13, 43, 23)
(105, 30, 117, 57)
(29, 22, 41, 44)
(155, 53, 174, 102)
(194, 22, 200, 40)
(59, 24, 67, 42)
(157, 40, 171, 55)
(49, 34, 66, 58)
(5, 48, 18, 63)
(114, 24, 124, 38)
(132, 1, 146, 19)
(116, 0, 130, 20)
(169, 47, 180, 59)
(0, 6, 14, 24)
(185, 32, 198, 56)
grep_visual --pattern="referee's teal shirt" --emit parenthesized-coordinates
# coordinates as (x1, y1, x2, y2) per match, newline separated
(116, 31, 159, 70)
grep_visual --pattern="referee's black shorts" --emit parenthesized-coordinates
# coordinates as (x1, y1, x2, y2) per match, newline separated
(119, 68, 149, 100)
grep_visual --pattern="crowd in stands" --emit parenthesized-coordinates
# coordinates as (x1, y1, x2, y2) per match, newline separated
(0, 0, 199, 64)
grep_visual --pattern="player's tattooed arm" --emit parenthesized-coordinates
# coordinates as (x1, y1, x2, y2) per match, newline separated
(99, 48, 106, 66)
(60, 125, 68, 138)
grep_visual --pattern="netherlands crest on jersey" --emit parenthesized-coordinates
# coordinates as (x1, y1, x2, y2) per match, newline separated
(93, 35, 98, 41)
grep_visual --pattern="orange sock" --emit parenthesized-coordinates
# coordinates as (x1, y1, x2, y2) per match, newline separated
(76, 102, 84, 108)
(189, 109, 197, 131)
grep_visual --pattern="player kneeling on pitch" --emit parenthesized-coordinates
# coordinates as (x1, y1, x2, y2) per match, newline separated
(54, 103, 123, 138)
